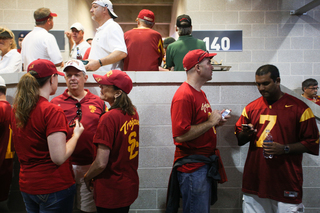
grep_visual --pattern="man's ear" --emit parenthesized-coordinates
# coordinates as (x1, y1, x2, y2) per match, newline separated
(50, 74, 55, 84)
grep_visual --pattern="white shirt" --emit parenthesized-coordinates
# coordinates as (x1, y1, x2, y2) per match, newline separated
(0, 49, 22, 73)
(89, 19, 127, 72)
(70, 41, 90, 59)
(21, 27, 62, 71)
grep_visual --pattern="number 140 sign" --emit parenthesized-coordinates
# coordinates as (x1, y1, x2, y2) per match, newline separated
(192, 30, 243, 52)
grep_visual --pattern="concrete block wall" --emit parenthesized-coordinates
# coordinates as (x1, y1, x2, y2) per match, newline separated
(183, 0, 320, 94)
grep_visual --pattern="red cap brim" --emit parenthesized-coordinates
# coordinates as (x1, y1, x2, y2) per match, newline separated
(50, 12, 57, 17)
(57, 71, 65, 76)
(208, 53, 217, 58)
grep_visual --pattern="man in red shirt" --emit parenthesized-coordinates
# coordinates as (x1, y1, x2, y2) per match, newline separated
(51, 59, 105, 213)
(235, 64, 319, 213)
(0, 76, 14, 211)
(301, 78, 320, 105)
(123, 9, 164, 71)
(167, 49, 229, 213)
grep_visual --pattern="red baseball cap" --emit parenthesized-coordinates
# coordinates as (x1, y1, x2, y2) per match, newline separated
(183, 49, 217, 71)
(137, 9, 155, 23)
(27, 59, 65, 78)
(93, 70, 133, 94)
(35, 12, 57, 22)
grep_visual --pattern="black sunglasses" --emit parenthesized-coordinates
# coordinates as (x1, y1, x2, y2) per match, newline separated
(69, 102, 82, 127)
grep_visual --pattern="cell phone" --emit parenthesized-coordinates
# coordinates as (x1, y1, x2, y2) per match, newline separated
(241, 124, 250, 128)
(81, 60, 89, 65)
(221, 109, 230, 119)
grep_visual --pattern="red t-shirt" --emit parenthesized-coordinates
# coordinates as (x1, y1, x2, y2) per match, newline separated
(0, 101, 14, 201)
(51, 89, 106, 165)
(235, 94, 319, 204)
(93, 108, 139, 209)
(123, 28, 164, 71)
(171, 82, 217, 172)
(11, 96, 74, 194)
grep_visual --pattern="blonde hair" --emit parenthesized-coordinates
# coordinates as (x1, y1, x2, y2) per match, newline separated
(13, 72, 51, 128)
(0, 27, 17, 49)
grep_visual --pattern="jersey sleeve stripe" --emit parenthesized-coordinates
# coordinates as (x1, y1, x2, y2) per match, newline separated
(300, 108, 315, 122)
(241, 108, 249, 119)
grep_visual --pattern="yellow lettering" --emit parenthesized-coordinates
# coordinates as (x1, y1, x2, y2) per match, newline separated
(256, 115, 277, 147)
(128, 131, 139, 160)
(120, 118, 139, 135)
(5, 125, 14, 159)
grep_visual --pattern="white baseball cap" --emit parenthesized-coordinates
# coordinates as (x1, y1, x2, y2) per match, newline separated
(70, 22, 84, 31)
(63, 59, 87, 75)
(92, 0, 118, 19)
(0, 76, 5, 87)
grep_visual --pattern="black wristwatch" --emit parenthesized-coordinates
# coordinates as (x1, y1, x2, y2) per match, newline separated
(284, 145, 290, 154)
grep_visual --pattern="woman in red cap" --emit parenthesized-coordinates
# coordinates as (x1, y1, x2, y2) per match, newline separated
(11, 59, 84, 213)
(84, 70, 139, 213)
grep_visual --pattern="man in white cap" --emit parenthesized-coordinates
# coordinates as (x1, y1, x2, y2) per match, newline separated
(85, 0, 127, 72)
(0, 76, 14, 211)
(21, 7, 63, 71)
(51, 60, 106, 213)
(65, 23, 90, 60)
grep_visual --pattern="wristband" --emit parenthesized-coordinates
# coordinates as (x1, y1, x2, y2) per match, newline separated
(98, 59, 103, 67)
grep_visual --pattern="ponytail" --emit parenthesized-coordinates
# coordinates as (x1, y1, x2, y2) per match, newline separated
(13, 72, 51, 128)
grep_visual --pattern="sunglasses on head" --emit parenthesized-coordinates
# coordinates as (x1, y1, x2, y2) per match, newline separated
(69, 102, 82, 127)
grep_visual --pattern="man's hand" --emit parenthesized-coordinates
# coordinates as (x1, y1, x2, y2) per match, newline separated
(208, 110, 222, 127)
(217, 109, 231, 126)
(84, 174, 94, 192)
(263, 142, 285, 155)
(65, 31, 72, 39)
(85, 59, 100, 71)
(237, 123, 257, 146)
(241, 124, 257, 136)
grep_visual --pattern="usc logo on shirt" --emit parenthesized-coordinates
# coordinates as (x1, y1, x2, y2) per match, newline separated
(120, 118, 139, 160)
(89, 105, 96, 113)
(201, 103, 211, 113)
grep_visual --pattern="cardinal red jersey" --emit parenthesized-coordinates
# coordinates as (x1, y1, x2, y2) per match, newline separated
(93, 108, 139, 209)
(11, 96, 74, 194)
(123, 28, 164, 71)
(0, 100, 14, 201)
(51, 89, 106, 165)
(235, 93, 319, 204)
(171, 82, 217, 172)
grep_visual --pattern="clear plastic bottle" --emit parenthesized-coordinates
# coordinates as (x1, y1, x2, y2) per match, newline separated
(76, 47, 82, 59)
(263, 130, 273, 159)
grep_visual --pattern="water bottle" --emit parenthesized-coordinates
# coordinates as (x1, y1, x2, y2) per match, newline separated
(263, 130, 273, 159)
(76, 47, 82, 59)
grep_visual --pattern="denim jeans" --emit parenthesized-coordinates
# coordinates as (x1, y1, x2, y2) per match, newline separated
(177, 164, 211, 213)
(21, 184, 76, 213)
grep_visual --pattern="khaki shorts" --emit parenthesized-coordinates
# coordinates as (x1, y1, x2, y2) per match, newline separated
(243, 193, 304, 213)
(73, 164, 97, 212)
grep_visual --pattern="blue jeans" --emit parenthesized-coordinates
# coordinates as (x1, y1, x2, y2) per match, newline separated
(177, 164, 211, 213)
(21, 184, 76, 213)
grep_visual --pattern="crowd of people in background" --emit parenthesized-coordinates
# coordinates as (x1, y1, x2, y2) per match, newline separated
(0, 0, 320, 213)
